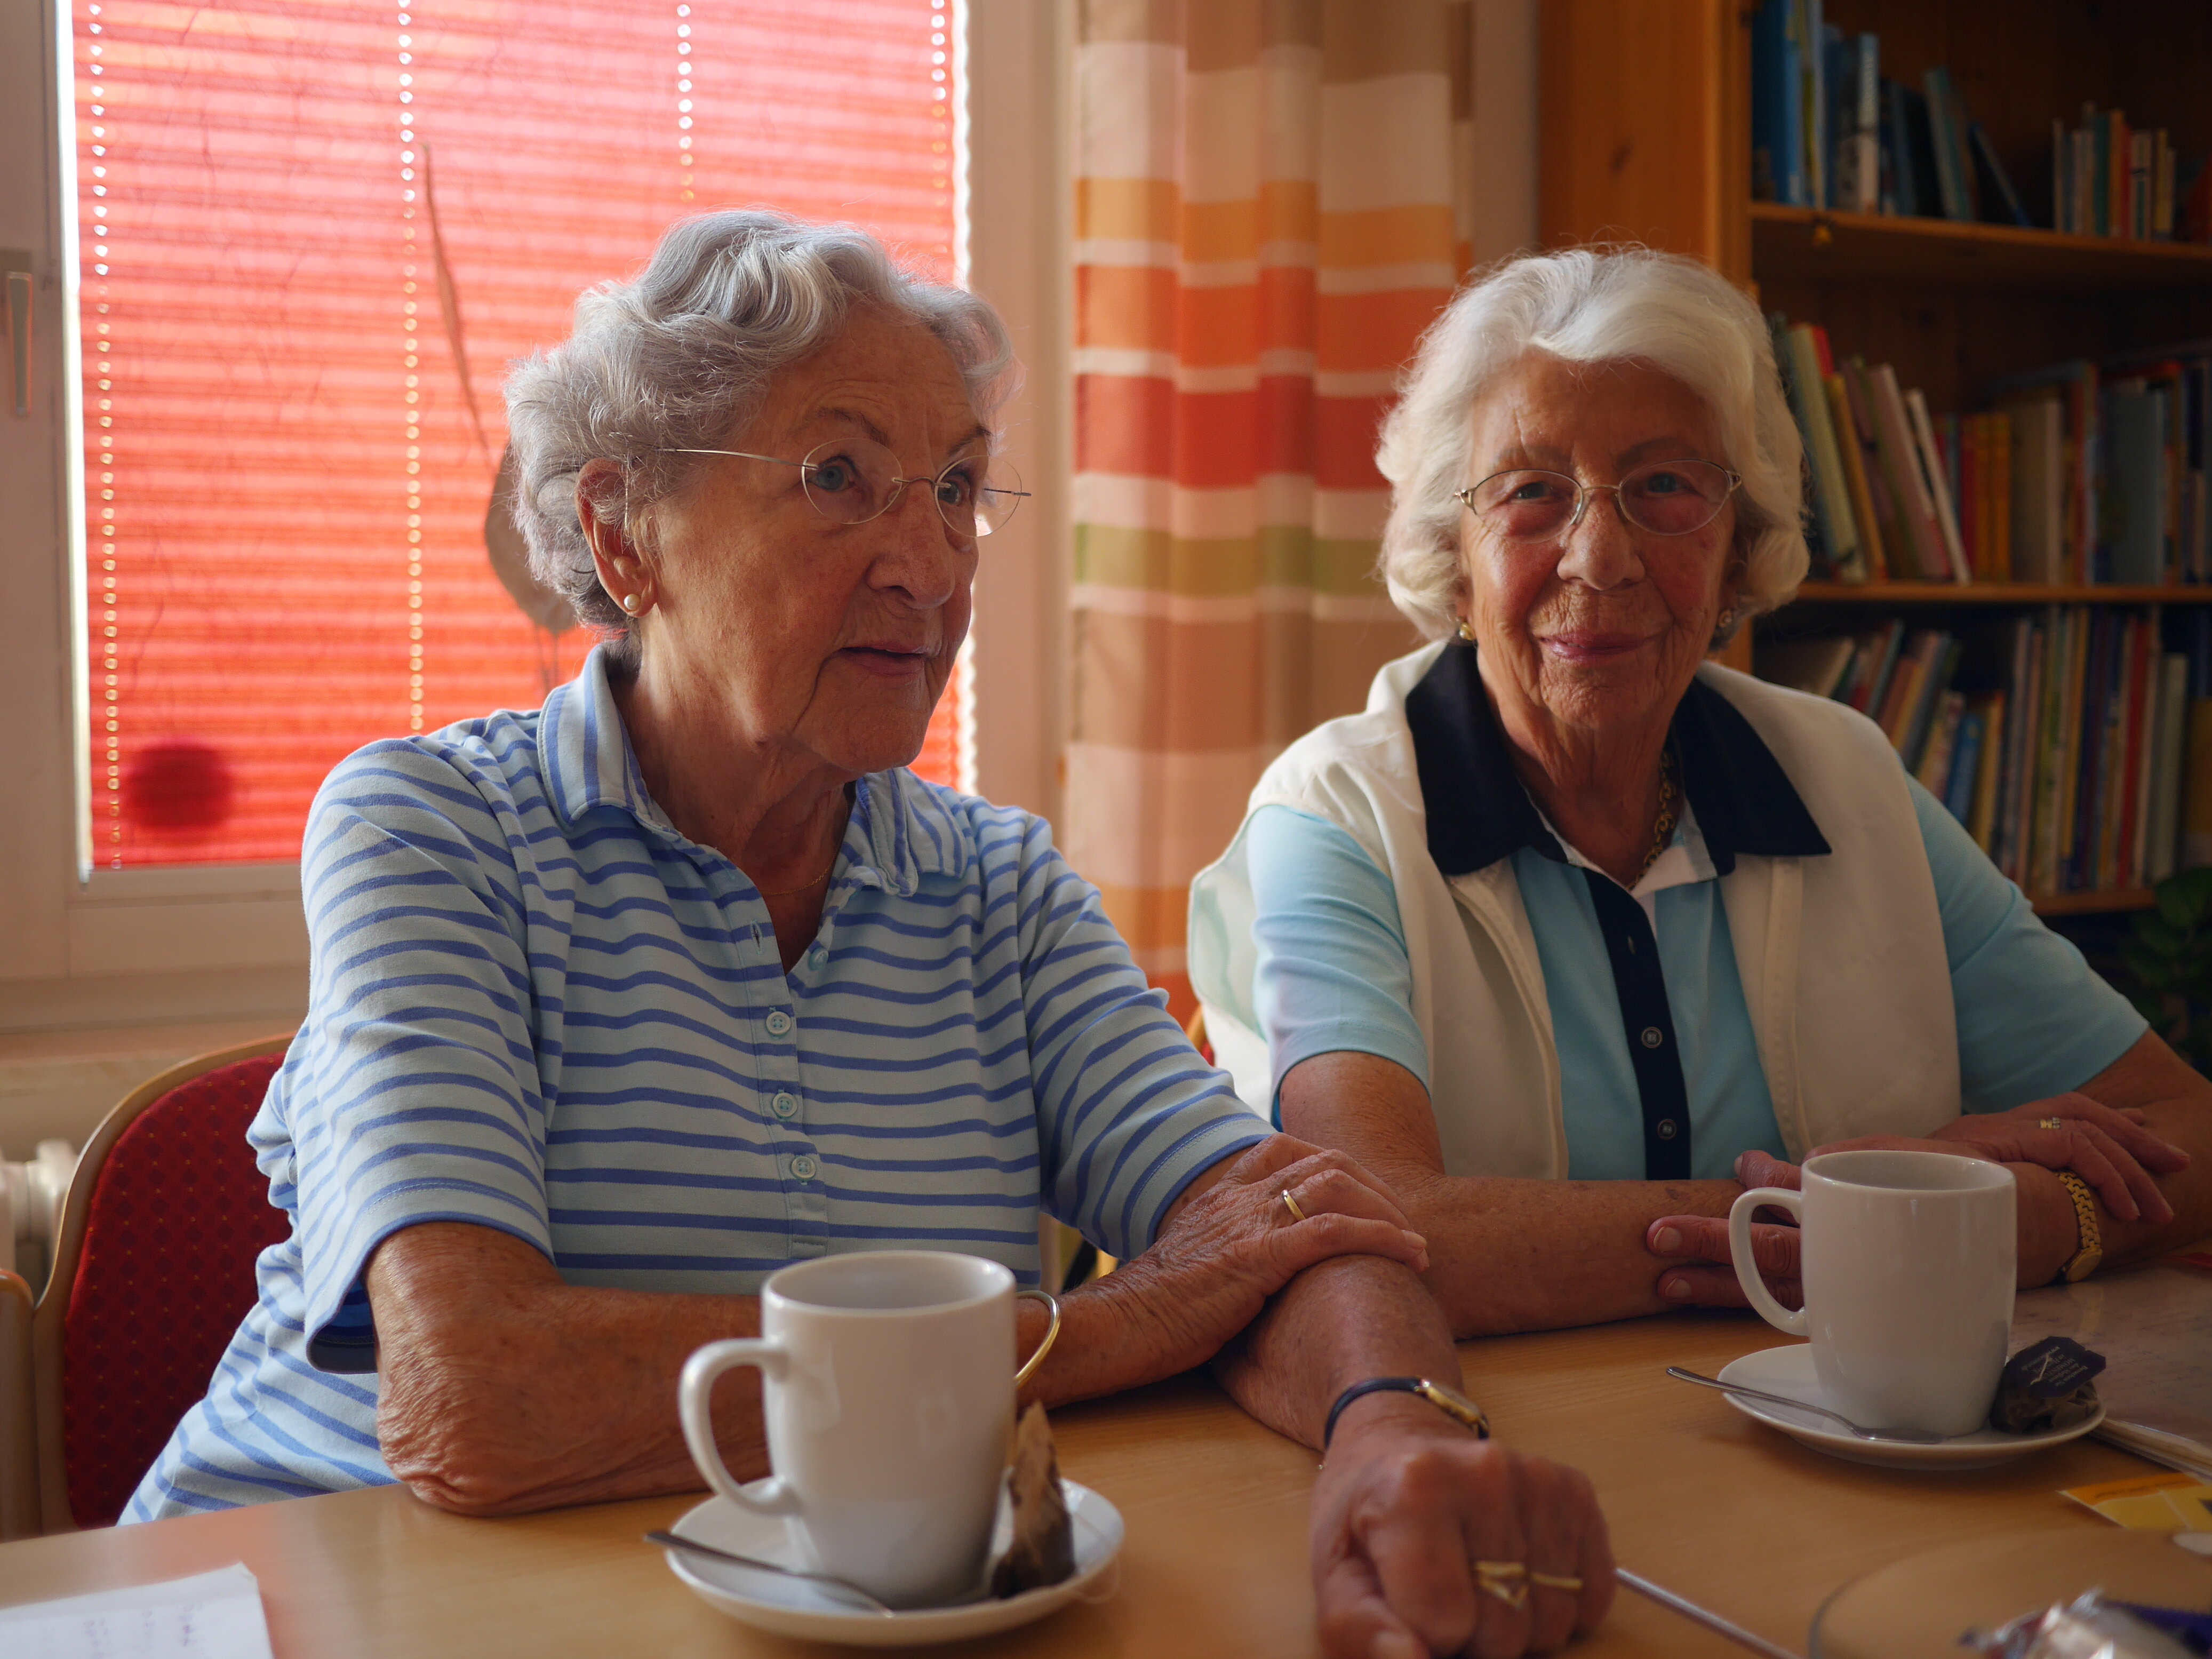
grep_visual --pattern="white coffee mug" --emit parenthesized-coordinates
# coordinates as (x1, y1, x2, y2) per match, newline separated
(1729, 1148, 2016, 1437)
(679, 1251, 1056, 1609)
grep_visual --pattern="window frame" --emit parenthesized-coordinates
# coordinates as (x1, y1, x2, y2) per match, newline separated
(0, 0, 1073, 1034)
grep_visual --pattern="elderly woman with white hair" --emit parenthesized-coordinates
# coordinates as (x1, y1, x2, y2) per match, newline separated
(1192, 246, 2212, 1336)
(131, 212, 1617, 1659)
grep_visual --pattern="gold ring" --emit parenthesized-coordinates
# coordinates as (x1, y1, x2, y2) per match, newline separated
(1280, 1189, 1308, 1223)
(2039, 1117, 2064, 1130)
(1529, 1571, 1584, 1592)
(1474, 1561, 1528, 1609)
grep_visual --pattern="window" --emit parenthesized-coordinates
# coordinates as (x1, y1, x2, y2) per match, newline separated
(71, 0, 969, 870)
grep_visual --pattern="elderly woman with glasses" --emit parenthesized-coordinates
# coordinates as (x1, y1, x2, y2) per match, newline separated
(132, 213, 1615, 1659)
(1192, 247, 2211, 1339)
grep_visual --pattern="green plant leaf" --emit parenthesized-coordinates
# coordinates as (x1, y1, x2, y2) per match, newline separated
(2182, 865, 2212, 914)
(2136, 915, 2187, 957)
(2123, 947, 2174, 991)
(2158, 880, 2198, 931)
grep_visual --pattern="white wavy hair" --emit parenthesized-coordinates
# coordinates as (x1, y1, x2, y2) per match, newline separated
(504, 210, 1018, 653)
(1375, 245, 1808, 645)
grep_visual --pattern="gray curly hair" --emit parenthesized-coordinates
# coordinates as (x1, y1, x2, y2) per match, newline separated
(1375, 245, 1808, 647)
(504, 210, 1018, 651)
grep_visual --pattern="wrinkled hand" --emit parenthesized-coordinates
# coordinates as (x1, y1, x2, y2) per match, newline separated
(1646, 1100, 2193, 1306)
(1921, 1096, 2184, 1225)
(1313, 1399, 1614, 1659)
(1104, 1136, 1430, 1378)
(1646, 1150, 1804, 1311)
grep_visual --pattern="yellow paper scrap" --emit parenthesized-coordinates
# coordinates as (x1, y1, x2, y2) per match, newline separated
(2063, 1471, 2212, 1532)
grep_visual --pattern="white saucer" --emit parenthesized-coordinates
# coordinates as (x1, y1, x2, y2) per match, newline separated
(1715, 1344, 2105, 1471)
(661, 1478, 1124, 1647)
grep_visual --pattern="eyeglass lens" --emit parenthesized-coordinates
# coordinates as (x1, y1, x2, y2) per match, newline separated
(798, 437, 1024, 539)
(1467, 460, 1735, 540)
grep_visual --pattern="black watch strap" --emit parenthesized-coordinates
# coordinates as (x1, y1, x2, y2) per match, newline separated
(1323, 1376, 1491, 1449)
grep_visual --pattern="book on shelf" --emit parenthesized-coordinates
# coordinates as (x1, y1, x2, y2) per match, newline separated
(1771, 316, 1864, 580)
(1755, 607, 2204, 895)
(1904, 387, 1971, 581)
(1771, 326, 2212, 589)
(1831, 31, 1880, 215)
(1968, 121, 2032, 229)
(2053, 107, 2185, 240)
(1921, 67, 1976, 223)
(1746, 6, 2210, 241)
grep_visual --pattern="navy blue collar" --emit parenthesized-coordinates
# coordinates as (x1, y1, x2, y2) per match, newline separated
(1404, 642, 1831, 878)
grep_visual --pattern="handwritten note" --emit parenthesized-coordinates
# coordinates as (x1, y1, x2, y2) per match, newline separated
(0, 1563, 274, 1658)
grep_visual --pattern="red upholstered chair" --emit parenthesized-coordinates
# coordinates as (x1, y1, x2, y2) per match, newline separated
(29, 1034, 293, 1533)
(1184, 1006, 1213, 1066)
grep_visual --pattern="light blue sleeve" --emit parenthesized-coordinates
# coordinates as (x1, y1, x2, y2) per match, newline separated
(1246, 805, 1430, 1121)
(1906, 773, 2149, 1112)
(1000, 809, 1269, 1261)
(287, 741, 559, 1372)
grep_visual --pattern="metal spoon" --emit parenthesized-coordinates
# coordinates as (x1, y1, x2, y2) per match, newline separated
(644, 1530, 897, 1616)
(1665, 1367, 1948, 1444)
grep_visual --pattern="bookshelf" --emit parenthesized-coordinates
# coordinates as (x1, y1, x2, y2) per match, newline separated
(1751, 203, 2212, 293)
(1539, 0, 2212, 918)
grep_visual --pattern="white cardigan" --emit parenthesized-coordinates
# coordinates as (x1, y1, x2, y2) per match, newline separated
(1188, 642, 1963, 1176)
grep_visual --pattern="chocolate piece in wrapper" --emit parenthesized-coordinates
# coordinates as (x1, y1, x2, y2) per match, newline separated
(1963, 1588, 2203, 1659)
(1990, 1336, 2106, 1434)
(990, 1402, 1076, 1598)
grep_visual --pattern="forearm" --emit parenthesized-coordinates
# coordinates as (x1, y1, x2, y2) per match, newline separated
(1387, 1163, 1742, 1336)
(1015, 1267, 1192, 1410)
(371, 1224, 765, 1515)
(1210, 1255, 1460, 1449)
(1280, 1049, 1742, 1337)
(2066, 1033, 2212, 1271)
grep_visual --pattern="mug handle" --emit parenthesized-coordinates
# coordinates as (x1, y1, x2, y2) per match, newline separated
(680, 1338, 800, 1516)
(1727, 1186, 1808, 1336)
(1013, 1288, 1060, 1388)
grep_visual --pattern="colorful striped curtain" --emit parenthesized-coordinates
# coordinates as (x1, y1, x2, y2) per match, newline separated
(1067, 0, 1477, 1008)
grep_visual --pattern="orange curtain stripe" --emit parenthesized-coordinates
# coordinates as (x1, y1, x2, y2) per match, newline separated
(1066, 0, 1478, 993)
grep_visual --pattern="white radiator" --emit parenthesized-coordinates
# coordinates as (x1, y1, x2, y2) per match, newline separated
(1, 1142, 78, 1293)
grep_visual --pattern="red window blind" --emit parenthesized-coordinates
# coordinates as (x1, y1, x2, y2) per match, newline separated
(74, 0, 966, 869)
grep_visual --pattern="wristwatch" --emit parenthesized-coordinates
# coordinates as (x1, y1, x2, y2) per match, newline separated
(2054, 1170, 2104, 1283)
(1323, 1376, 1490, 1449)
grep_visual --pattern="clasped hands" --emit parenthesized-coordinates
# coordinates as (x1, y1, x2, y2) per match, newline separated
(1644, 1096, 2191, 1307)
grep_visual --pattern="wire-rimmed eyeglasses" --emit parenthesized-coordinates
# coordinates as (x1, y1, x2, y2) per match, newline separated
(653, 437, 1028, 541)
(1454, 459, 1742, 543)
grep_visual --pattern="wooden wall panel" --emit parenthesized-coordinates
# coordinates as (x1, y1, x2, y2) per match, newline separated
(1538, 0, 1745, 278)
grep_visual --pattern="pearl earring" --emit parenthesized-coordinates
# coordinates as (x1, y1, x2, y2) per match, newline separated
(1456, 618, 1475, 643)
(1716, 607, 1737, 629)
(620, 593, 641, 615)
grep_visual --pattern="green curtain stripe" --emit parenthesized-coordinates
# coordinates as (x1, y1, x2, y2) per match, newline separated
(1074, 524, 1384, 596)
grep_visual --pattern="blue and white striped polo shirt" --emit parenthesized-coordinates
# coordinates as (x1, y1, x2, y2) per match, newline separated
(129, 648, 1266, 1519)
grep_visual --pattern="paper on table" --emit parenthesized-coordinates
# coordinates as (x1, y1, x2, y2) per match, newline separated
(2011, 1264, 2212, 1477)
(0, 1562, 275, 1658)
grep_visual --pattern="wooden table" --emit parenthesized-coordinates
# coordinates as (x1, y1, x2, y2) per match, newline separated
(0, 1311, 2161, 1656)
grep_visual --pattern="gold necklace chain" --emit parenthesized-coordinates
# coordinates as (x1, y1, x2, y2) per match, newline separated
(1631, 752, 1679, 886)
(754, 857, 839, 899)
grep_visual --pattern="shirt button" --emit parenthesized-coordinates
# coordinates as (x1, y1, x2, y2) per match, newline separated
(790, 1154, 818, 1182)
(1640, 1026, 1664, 1049)
(807, 944, 827, 968)
(765, 1010, 793, 1037)
(771, 1091, 798, 1120)
(1656, 1119, 1680, 1141)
